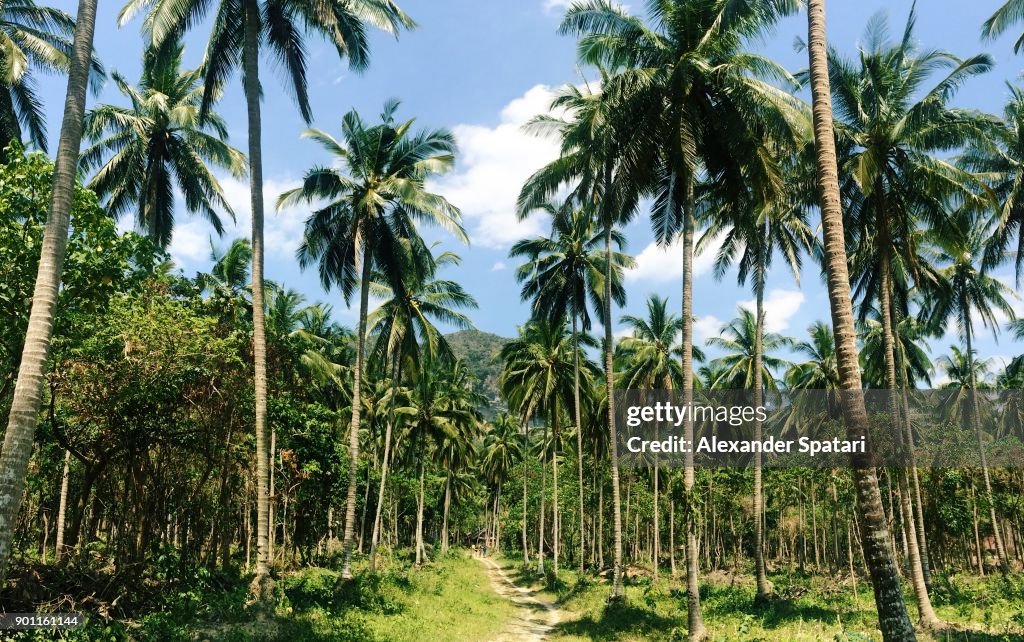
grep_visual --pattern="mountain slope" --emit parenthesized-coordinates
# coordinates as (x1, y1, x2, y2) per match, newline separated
(447, 328, 508, 415)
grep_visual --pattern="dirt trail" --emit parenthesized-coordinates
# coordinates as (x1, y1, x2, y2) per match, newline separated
(478, 556, 561, 642)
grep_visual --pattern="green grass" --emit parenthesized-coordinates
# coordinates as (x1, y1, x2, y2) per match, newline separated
(493, 557, 1024, 641)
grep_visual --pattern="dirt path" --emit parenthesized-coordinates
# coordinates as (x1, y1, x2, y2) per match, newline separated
(478, 556, 560, 642)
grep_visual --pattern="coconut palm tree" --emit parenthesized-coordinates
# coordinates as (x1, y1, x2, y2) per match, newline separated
(510, 201, 631, 573)
(0, 0, 99, 582)
(499, 318, 585, 579)
(284, 101, 464, 578)
(80, 42, 246, 249)
(482, 413, 524, 555)
(558, 1, 803, 628)
(0, 0, 100, 159)
(959, 86, 1024, 284)
(119, 0, 415, 596)
(616, 294, 685, 581)
(786, 322, 839, 390)
(701, 176, 812, 599)
(518, 76, 641, 597)
(804, 0, 915, 637)
(365, 246, 477, 570)
(925, 208, 1016, 575)
(706, 309, 793, 390)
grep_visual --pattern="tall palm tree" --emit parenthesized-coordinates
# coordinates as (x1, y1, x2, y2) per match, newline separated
(518, 77, 641, 597)
(804, 0, 915, 638)
(925, 209, 1016, 575)
(120, 0, 415, 596)
(510, 201, 630, 573)
(705, 309, 793, 390)
(959, 85, 1024, 284)
(482, 413, 524, 556)
(365, 246, 476, 570)
(0, 0, 99, 582)
(80, 42, 246, 249)
(284, 101, 465, 578)
(0, 0, 99, 160)
(617, 294, 684, 581)
(702, 177, 812, 599)
(499, 319, 584, 579)
(559, 2, 803, 628)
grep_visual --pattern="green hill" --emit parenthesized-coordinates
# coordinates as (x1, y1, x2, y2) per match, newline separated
(446, 328, 508, 416)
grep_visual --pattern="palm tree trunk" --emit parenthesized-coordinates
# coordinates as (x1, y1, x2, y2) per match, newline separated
(963, 306, 1010, 576)
(240, 0, 274, 600)
(897, 354, 932, 588)
(441, 471, 451, 554)
(537, 422, 547, 576)
(572, 315, 586, 574)
(806, 1, 915, 638)
(552, 404, 559, 579)
(341, 239, 372, 578)
(416, 451, 426, 565)
(55, 449, 71, 561)
(879, 256, 937, 626)
(370, 361, 400, 571)
(603, 223, 625, 598)
(753, 285, 770, 600)
(522, 411, 530, 567)
(495, 481, 502, 554)
(681, 178, 706, 640)
(0, 0, 97, 582)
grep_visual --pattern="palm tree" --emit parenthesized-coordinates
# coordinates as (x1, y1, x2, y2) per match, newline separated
(284, 101, 465, 578)
(0, 0, 99, 160)
(804, 0, 915, 637)
(499, 319, 585, 579)
(925, 209, 1016, 575)
(510, 201, 630, 573)
(960, 86, 1024, 284)
(559, 2, 803, 628)
(365, 246, 476, 570)
(0, 0, 99, 582)
(786, 322, 839, 390)
(706, 309, 793, 390)
(120, 0, 415, 596)
(616, 294, 684, 581)
(702, 181, 812, 598)
(482, 413, 524, 555)
(518, 77, 640, 597)
(80, 42, 246, 249)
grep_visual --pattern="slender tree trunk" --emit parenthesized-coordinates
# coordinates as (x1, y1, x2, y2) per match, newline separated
(240, 0, 274, 601)
(681, 179, 706, 640)
(0, 0, 97, 582)
(370, 361, 400, 571)
(537, 422, 547, 576)
(415, 446, 426, 565)
(268, 425, 276, 565)
(963, 310, 1010, 576)
(572, 315, 586, 574)
(522, 410, 530, 567)
(753, 286, 770, 599)
(879, 254, 937, 626)
(441, 472, 451, 554)
(55, 450, 71, 561)
(552, 405, 559, 579)
(603, 223, 625, 598)
(341, 240, 372, 577)
(806, 2, 915, 637)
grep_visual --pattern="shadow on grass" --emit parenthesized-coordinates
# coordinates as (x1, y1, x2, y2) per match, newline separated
(932, 626, 1024, 642)
(551, 599, 680, 640)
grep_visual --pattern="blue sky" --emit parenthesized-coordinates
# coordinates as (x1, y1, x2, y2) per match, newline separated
(35, 0, 1024, 382)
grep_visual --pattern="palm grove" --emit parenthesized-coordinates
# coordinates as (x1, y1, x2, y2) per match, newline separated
(2, 0, 1024, 641)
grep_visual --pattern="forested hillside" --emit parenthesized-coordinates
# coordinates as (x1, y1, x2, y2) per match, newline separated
(447, 329, 508, 415)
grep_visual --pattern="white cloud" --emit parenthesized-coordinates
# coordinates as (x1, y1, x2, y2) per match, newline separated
(430, 85, 564, 249)
(694, 315, 724, 344)
(625, 233, 722, 283)
(738, 289, 805, 333)
(492, 261, 507, 272)
(168, 175, 303, 268)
